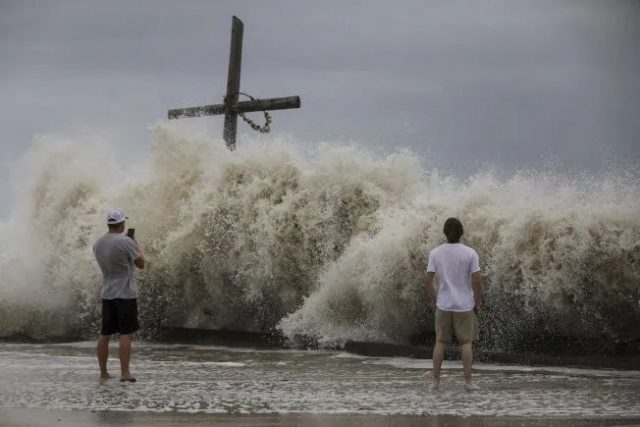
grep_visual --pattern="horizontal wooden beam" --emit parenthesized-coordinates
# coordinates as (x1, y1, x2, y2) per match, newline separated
(168, 104, 225, 119)
(234, 96, 301, 113)
(168, 95, 300, 119)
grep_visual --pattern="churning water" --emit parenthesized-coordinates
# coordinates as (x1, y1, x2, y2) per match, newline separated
(0, 123, 639, 351)
(1, 342, 639, 417)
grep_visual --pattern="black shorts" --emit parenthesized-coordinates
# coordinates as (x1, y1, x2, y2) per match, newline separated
(101, 299, 139, 336)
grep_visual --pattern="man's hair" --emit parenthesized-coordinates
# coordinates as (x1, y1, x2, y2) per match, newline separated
(108, 222, 124, 231)
(443, 217, 463, 243)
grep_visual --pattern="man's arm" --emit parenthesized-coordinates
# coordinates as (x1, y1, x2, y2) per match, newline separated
(471, 271, 483, 313)
(425, 271, 436, 308)
(133, 242, 145, 270)
(125, 237, 146, 270)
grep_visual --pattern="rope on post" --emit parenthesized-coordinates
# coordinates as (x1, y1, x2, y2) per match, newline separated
(225, 92, 272, 133)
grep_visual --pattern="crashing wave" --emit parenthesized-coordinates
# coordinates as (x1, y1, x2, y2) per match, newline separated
(1, 123, 638, 352)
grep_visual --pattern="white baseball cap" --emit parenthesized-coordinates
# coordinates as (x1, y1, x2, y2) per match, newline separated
(106, 208, 128, 225)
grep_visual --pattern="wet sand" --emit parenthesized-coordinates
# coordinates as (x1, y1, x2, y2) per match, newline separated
(2, 408, 640, 427)
(2, 342, 640, 425)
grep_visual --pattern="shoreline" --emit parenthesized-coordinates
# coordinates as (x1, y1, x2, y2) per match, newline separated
(2, 407, 640, 427)
(2, 341, 639, 423)
(2, 327, 639, 371)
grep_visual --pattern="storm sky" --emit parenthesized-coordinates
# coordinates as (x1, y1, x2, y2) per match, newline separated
(1, 0, 639, 218)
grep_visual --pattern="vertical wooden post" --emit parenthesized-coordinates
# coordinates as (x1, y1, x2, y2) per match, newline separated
(223, 16, 244, 150)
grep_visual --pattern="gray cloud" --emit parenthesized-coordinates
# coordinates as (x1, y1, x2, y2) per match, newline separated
(1, 0, 639, 217)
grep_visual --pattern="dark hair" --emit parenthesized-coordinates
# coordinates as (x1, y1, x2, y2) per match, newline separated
(108, 222, 124, 230)
(443, 217, 463, 243)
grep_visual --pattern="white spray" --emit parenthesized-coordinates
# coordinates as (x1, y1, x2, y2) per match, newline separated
(0, 123, 638, 350)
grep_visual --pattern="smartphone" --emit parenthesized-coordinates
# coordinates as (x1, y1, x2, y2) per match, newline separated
(126, 228, 135, 239)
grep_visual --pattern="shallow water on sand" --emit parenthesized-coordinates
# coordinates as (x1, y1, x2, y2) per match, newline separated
(0, 342, 639, 418)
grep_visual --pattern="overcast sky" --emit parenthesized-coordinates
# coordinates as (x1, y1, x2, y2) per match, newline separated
(1, 0, 639, 218)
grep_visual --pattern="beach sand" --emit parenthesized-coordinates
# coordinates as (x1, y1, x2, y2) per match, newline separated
(2, 408, 640, 427)
(2, 342, 640, 426)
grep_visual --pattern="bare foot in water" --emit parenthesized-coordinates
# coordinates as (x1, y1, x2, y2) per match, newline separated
(425, 371, 440, 392)
(465, 382, 480, 392)
(120, 374, 136, 382)
(100, 373, 113, 380)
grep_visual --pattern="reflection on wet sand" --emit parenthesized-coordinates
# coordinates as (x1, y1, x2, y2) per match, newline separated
(0, 342, 639, 421)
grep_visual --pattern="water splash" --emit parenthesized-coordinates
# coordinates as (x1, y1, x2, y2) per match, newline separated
(1, 123, 639, 351)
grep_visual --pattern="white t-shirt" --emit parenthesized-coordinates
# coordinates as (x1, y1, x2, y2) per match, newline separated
(426, 243, 480, 312)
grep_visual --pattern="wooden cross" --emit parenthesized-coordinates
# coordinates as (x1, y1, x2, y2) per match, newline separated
(168, 16, 301, 150)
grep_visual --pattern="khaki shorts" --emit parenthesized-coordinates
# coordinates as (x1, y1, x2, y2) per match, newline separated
(435, 308, 479, 344)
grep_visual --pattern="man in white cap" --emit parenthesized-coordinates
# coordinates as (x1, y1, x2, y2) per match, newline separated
(93, 208, 145, 382)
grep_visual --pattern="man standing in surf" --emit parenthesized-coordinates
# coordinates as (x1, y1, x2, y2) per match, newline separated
(93, 208, 145, 382)
(425, 217, 483, 392)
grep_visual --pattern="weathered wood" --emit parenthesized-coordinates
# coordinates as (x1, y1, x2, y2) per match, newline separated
(235, 96, 301, 113)
(167, 16, 301, 149)
(223, 16, 244, 150)
(168, 104, 225, 119)
(168, 96, 300, 119)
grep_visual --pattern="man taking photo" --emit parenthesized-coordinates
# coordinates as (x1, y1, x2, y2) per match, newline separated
(93, 208, 145, 382)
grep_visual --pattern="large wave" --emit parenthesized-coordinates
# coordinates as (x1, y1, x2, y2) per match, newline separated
(1, 123, 639, 352)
